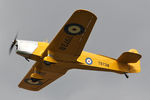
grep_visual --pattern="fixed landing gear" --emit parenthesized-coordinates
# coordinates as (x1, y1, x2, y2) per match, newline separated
(24, 72, 43, 85)
(124, 73, 129, 78)
(24, 78, 42, 85)
(31, 78, 41, 82)
(44, 61, 52, 65)
(25, 57, 30, 62)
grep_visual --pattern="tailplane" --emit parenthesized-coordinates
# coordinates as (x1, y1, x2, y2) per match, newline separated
(117, 49, 142, 73)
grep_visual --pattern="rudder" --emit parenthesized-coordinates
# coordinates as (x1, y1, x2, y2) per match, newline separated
(128, 49, 141, 73)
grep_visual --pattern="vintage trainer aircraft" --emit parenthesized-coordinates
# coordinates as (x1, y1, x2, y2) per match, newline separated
(9, 9, 142, 91)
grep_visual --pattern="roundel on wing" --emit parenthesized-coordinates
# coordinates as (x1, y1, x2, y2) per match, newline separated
(24, 79, 42, 85)
(64, 23, 85, 35)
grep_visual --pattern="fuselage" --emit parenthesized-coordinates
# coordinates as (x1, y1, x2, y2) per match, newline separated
(15, 40, 138, 74)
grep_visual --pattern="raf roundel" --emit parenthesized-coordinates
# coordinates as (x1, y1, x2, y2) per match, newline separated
(64, 23, 85, 35)
(85, 58, 93, 65)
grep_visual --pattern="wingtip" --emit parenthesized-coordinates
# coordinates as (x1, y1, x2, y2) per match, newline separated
(75, 9, 97, 19)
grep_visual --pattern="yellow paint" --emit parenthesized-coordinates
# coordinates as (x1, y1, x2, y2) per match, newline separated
(76, 51, 141, 73)
(128, 49, 141, 73)
(32, 48, 141, 74)
(30, 73, 44, 80)
(31, 42, 49, 60)
(18, 9, 142, 91)
(43, 56, 57, 63)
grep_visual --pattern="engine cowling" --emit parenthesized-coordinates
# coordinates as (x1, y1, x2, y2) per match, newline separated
(16, 40, 38, 58)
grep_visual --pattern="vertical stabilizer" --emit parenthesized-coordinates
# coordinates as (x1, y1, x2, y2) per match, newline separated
(128, 49, 141, 73)
(117, 49, 142, 73)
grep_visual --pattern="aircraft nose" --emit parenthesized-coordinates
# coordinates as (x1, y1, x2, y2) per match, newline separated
(16, 40, 38, 58)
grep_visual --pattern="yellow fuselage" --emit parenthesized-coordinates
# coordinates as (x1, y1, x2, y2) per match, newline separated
(17, 42, 139, 74)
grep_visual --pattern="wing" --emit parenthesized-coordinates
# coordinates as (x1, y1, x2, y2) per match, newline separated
(18, 62, 68, 91)
(48, 10, 97, 61)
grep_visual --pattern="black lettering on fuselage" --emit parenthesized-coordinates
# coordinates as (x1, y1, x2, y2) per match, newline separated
(98, 61, 109, 67)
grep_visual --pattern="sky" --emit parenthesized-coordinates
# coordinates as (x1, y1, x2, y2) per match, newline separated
(0, 0, 150, 100)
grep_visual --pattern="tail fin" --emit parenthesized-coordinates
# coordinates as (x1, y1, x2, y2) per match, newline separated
(117, 49, 142, 73)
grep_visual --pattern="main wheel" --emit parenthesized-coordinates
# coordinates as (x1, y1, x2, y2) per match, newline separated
(24, 78, 42, 85)
(31, 78, 40, 82)
(44, 61, 51, 65)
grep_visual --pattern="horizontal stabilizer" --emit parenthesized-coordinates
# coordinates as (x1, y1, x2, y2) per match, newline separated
(117, 52, 142, 63)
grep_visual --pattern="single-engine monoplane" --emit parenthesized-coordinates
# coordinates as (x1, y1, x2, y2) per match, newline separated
(9, 9, 142, 91)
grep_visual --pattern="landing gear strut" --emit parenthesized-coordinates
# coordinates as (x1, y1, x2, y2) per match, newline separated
(124, 73, 129, 78)
(25, 57, 30, 62)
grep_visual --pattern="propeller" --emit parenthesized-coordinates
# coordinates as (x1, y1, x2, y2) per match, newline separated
(9, 34, 18, 55)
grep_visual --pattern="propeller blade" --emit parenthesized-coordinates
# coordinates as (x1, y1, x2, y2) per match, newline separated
(9, 34, 18, 55)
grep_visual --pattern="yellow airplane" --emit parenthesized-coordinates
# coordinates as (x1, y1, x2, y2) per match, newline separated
(9, 9, 142, 91)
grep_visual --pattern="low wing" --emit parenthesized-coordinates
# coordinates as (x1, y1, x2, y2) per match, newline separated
(48, 10, 97, 61)
(18, 62, 68, 91)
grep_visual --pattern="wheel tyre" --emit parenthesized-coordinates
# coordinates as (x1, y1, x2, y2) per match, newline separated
(24, 78, 42, 85)
(44, 61, 51, 65)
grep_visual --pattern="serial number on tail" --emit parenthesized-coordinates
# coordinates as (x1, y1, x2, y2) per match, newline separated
(98, 61, 109, 67)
